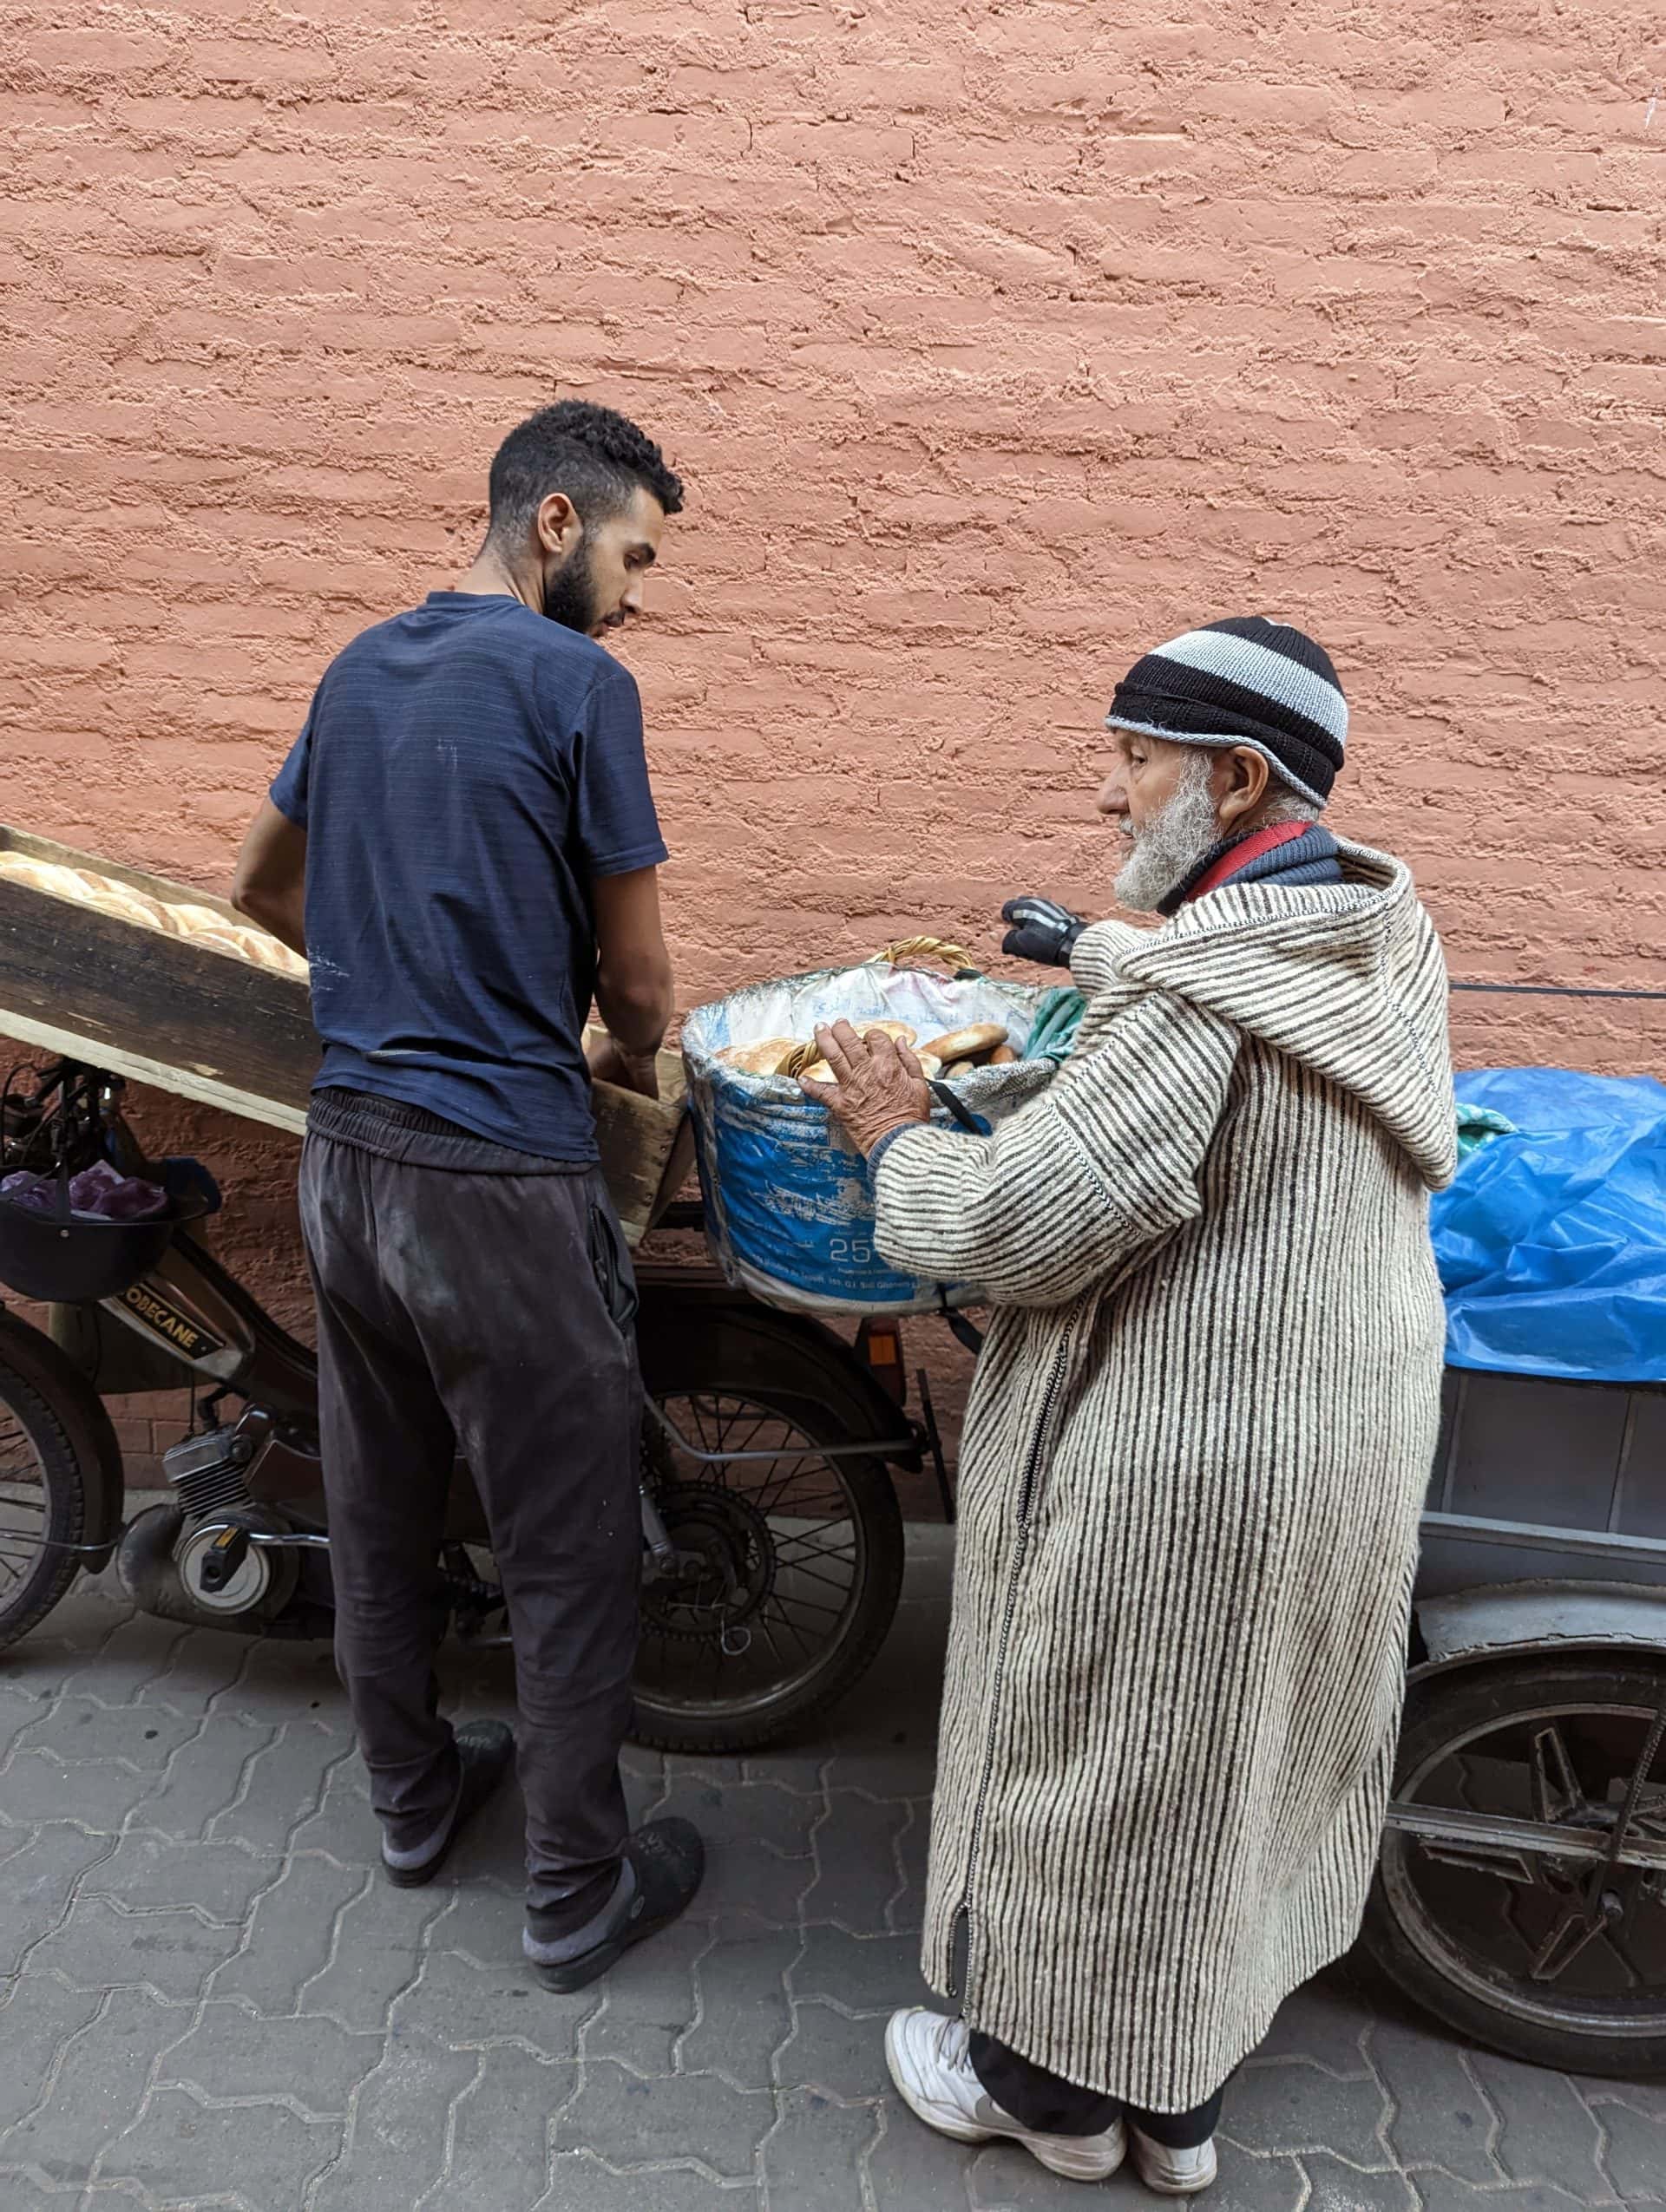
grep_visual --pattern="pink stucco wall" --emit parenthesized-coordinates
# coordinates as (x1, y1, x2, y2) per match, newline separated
(2, 3, 1662, 1481)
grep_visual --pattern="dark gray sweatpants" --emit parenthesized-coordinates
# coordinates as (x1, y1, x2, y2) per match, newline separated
(298, 1090, 642, 1927)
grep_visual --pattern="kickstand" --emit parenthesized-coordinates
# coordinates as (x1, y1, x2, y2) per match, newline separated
(916, 1367, 955, 1524)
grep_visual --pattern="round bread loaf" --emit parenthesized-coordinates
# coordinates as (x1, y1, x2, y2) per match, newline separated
(83, 876, 169, 933)
(920, 1023, 1008, 1064)
(715, 1037, 801, 1077)
(163, 902, 257, 960)
(166, 901, 237, 936)
(799, 1050, 941, 1086)
(0, 852, 80, 900)
(10, 857, 101, 905)
(231, 924, 309, 978)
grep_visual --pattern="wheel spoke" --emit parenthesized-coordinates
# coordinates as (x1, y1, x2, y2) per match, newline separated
(771, 1515, 857, 1552)
(768, 1590, 847, 1622)
(772, 1559, 857, 1600)
(1531, 1724, 1584, 1825)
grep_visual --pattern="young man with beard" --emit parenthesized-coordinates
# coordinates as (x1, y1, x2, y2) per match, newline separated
(231, 400, 703, 1991)
(802, 618, 1454, 2192)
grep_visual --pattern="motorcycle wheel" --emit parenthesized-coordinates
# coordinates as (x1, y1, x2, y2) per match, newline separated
(1362, 1657, 1666, 2075)
(630, 1385, 905, 1753)
(0, 1327, 95, 1649)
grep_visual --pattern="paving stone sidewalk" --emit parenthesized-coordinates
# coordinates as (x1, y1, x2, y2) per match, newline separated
(2, 1526, 1663, 2210)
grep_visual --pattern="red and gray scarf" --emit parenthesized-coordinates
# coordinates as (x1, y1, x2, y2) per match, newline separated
(1158, 821, 1343, 917)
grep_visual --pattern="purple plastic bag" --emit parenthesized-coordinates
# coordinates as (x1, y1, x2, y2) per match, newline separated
(67, 1161, 168, 1221)
(0, 1162, 168, 1222)
(0, 1170, 58, 1217)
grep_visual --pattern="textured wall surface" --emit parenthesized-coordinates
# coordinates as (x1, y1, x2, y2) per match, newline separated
(2, 1, 1662, 1478)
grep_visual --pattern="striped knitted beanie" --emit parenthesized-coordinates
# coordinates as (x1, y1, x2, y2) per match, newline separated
(1105, 616, 1348, 807)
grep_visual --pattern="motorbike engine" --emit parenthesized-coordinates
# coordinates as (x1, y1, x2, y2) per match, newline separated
(116, 1406, 300, 1627)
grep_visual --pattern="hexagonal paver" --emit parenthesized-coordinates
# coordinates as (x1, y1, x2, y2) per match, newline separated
(679, 1919, 800, 2084)
(1372, 2021, 1505, 2183)
(308, 2030, 476, 2212)
(98, 2084, 339, 2211)
(157, 1999, 383, 2117)
(801, 1790, 915, 1935)
(423, 2043, 571, 2212)
(207, 1716, 344, 1853)
(393, 1940, 591, 2062)
(776, 2000, 894, 2104)
(761, 2085, 882, 2209)
(0, 1972, 104, 2133)
(11, 1692, 194, 1767)
(535, 2153, 744, 2210)
(83, 1827, 276, 1921)
(134, 1706, 278, 1839)
(28, 1892, 244, 2000)
(0, 1821, 115, 1976)
(789, 1923, 936, 2015)
(1301, 2151, 1422, 2211)
(1229, 2057, 1393, 2164)
(1467, 2052, 1612, 2202)
(555, 2059, 773, 2182)
(207, 1850, 368, 2013)
(0, 1745, 156, 1829)
(1591, 2097, 1666, 2201)
(1, 1983, 180, 2183)
(294, 1869, 452, 2032)
(579, 1910, 708, 2077)
(1410, 2179, 1597, 2212)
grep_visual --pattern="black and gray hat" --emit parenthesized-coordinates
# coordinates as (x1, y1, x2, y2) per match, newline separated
(1104, 616, 1348, 806)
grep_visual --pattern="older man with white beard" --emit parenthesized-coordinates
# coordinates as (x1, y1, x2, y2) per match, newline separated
(800, 617, 1455, 2194)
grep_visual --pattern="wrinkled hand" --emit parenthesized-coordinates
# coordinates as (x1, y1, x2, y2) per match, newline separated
(586, 1031, 660, 1101)
(798, 1021, 933, 1155)
(1000, 894, 1087, 967)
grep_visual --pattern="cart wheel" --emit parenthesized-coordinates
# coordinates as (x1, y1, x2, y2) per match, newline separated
(0, 1329, 95, 1649)
(631, 1386, 904, 1753)
(1362, 1657, 1666, 2075)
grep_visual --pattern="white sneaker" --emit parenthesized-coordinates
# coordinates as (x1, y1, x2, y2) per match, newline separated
(883, 2007, 1126, 2183)
(1130, 2126, 1218, 2195)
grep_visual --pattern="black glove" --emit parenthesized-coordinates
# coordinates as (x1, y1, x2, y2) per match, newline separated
(1000, 895, 1087, 967)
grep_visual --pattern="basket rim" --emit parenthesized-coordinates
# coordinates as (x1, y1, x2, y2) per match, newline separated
(0, 1183, 212, 1234)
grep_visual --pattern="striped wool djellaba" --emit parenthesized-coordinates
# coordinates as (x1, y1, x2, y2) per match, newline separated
(870, 839, 1456, 2112)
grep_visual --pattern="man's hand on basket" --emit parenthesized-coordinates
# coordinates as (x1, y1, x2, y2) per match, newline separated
(798, 1021, 933, 1156)
(586, 1031, 661, 1101)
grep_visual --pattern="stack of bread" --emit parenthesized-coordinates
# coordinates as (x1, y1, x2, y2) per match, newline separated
(0, 850, 309, 982)
(715, 1019, 1018, 1085)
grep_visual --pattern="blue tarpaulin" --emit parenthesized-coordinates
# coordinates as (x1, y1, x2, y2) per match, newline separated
(1432, 1067, 1666, 1384)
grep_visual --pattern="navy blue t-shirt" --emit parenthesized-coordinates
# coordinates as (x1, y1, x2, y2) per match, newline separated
(270, 592, 667, 1162)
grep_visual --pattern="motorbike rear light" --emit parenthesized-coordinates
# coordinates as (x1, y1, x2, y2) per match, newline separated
(856, 1317, 908, 1404)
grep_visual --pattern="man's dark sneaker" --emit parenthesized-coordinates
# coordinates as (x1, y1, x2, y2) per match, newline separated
(382, 1719, 515, 1888)
(523, 1816, 705, 1992)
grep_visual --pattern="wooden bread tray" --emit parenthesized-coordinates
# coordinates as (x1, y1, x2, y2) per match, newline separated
(0, 821, 692, 1245)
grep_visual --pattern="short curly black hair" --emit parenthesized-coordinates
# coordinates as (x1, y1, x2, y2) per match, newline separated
(487, 399, 685, 542)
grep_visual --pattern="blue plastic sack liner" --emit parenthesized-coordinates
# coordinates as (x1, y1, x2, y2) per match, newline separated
(683, 964, 1051, 1314)
(1432, 1067, 1666, 1384)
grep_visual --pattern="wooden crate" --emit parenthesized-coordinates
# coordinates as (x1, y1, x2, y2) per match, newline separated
(0, 821, 690, 1244)
(0, 822, 318, 1129)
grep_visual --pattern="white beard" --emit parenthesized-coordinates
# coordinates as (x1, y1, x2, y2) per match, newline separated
(1114, 749, 1223, 913)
